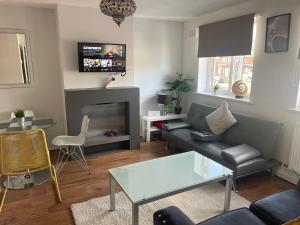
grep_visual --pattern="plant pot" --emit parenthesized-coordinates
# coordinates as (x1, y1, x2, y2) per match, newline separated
(174, 107, 182, 115)
(17, 117, 26, 128)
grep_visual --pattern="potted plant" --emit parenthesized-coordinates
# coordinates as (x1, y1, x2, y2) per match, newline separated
(213, 83, 220, 95)
(165, 73, 193, 114)
(14, 109, 25, 127)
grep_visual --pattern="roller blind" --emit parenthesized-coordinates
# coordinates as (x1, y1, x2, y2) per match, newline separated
(198, 14, 255, 58)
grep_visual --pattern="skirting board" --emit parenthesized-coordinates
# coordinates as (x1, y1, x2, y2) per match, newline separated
(276, 166, 300, 184)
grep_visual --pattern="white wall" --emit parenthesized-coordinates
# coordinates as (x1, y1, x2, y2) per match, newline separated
(183, 0, 300, 182)
(56, 4, 134, 90)
(0, 6, 65, 144)
(133, 18, 184, 131)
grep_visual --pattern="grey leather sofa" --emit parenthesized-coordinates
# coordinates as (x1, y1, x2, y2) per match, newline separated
(162, 103, 282, 179)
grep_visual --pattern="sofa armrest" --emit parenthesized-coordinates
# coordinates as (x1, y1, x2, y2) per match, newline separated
(163, 122, 191, 131)
(221, 144, 262, 166)
(297, 179, 300, 192)
(153, 206, 195, 225)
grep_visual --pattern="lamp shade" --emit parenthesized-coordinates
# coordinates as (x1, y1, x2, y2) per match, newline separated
(157, 93, 172, 105)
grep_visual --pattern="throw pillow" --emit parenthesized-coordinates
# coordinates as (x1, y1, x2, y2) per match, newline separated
(283, 217, 300, 225)
(205, 102, 237, 135)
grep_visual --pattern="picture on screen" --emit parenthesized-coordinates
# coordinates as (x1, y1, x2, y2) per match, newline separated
(78, 43, 126, 72)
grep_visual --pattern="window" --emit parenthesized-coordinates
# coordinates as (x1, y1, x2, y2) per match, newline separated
(202, 55, 254, 96)
(197, 14, 256, 98)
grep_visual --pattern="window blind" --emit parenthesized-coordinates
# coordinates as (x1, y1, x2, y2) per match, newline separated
(198, 14, 255, 58)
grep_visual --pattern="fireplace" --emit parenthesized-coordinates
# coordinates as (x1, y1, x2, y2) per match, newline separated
(82, 102, 129, 146)
(65, 87, 140, 153)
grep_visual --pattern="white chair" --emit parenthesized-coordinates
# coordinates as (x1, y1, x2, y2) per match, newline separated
(52, 115, 90, 174)
(10, 110, 35, 120)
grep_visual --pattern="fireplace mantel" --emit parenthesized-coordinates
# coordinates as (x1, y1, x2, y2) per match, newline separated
(64, 87, 140, 151)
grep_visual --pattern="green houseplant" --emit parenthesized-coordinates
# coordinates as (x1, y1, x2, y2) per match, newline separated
(213, 83, 220, 95)
(14, 109, 25, 127)
(165, 73, 193, 114)
(14, 109, 25, 118)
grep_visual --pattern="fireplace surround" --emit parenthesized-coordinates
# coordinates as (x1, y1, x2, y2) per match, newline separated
(65, 87, 140, 153)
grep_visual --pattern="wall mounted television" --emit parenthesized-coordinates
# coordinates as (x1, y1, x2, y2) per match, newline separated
(78, 42, 126, 72)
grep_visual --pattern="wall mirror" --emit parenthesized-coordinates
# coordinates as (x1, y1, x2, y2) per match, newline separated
(0, 29, 33, 88)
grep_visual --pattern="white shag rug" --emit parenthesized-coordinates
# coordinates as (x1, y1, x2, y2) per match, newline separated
(71, 183, 250, 225)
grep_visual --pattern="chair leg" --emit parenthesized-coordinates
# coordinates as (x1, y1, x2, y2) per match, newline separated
(70, 146, 91, 175)
(56, 147, 71, 175)
(78, 146, 91, 175)
(0, 176, 8, 213)
(50, 166, 62, 203)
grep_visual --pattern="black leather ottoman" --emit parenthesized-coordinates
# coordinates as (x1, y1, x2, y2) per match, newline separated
(250, 189, 300, 225)
(153, 206, 266, 225)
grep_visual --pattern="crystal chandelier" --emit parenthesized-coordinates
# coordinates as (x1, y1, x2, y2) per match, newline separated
(100, 0, 137, 26)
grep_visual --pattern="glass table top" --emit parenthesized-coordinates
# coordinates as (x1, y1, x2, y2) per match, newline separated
(0, 117, 56, 132)
(109, 151, 233, 204)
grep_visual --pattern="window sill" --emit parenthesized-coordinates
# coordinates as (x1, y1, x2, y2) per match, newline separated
(194, 92, 254, 105)
(288, 108, 300, 114)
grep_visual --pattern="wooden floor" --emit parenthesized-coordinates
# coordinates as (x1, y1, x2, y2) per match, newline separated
(0, 141, 295, 225)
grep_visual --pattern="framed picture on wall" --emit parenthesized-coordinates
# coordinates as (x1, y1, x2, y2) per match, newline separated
(265, 13, 291, 53)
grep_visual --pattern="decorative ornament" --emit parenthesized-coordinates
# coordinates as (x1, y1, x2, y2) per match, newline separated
(232, 80, 248, 98)
(100, 0, 137, 26)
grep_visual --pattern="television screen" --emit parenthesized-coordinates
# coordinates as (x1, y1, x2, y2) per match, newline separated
(78, 42, 126, 72)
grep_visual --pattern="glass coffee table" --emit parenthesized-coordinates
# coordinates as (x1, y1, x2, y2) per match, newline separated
(109, 151, 233, 225)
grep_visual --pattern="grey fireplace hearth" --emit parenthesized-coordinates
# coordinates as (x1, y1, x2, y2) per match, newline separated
(65, 87, 140, 153)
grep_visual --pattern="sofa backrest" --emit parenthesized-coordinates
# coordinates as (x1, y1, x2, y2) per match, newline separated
(186, 103, 282, 160)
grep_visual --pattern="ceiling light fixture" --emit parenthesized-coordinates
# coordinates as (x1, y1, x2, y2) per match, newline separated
(100, 0, 137, 27)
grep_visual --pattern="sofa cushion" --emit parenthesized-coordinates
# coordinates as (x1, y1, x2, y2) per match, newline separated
(197, 208, 266, 225)
(250, 189, 300, 225)
(206, 102, 237, 135)
(186, 104, 214, 132)
(163, 122, 191, 131)
(221, 144, 262, 165)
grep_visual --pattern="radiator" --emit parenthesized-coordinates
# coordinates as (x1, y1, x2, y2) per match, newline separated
(289, 122, 300, 175)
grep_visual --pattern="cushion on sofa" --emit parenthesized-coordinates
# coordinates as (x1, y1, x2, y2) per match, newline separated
(163, 122, 191, 131)
(197, 208, 266, 225)
(221, 144, 262, 165)
(206, 102, 237, 135)
(250, 189, 300, 225)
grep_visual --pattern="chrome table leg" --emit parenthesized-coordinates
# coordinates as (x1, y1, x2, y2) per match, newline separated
(224, 174, 233, 212)
(110, 174, 116, 211)
(132, 203, 139, 225)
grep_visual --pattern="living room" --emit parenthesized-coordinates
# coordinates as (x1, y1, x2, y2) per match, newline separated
(0, 0, 300, 225)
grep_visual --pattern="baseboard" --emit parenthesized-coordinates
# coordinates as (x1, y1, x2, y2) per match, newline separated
(276, 166, 299, 184)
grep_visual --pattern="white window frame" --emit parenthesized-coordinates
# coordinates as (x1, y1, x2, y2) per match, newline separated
(197, 19, 257, 100)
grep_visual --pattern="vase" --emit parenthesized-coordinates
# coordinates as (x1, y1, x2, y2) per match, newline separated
(17, 117, 26, 128)
(174, 107, 182, 115)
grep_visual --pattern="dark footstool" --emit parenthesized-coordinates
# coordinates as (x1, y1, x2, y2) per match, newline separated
(153, 206, 266, 225)
(250, 189, 300, 225)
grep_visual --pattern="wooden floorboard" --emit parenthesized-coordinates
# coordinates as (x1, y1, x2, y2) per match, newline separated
(0, 141, 295, 225)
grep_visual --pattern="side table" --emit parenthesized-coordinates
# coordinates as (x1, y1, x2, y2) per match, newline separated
(142, 113, 186, 142)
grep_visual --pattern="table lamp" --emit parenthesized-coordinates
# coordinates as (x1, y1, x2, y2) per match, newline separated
(157, 92, 172, 116)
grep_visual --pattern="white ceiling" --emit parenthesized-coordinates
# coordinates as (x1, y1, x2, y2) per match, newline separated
(0, 0, 251, 21)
